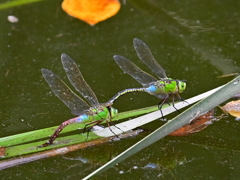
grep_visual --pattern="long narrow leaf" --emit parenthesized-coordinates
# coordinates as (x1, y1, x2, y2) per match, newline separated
(0, 0, 43, 10)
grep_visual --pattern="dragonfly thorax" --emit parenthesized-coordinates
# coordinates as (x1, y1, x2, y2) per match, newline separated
(85, 106, 118, 121)
(162, 79, 186, 94)
(86, 106, 110, 121)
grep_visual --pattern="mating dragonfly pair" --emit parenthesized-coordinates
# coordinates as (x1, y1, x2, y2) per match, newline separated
(40, 38, 186, 147)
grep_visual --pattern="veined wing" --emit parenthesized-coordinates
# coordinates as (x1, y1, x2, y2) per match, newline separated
(133, 38, 167, 79)
(61, 54, 99, 107)
(41, 68, 90, 115)
(113, 55, 157, 86)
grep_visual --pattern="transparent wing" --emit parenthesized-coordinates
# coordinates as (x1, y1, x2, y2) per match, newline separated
(41, 68, 90, 115)
(151, 90, 169, 99)
(133, 38, 167, 79)
(61, 54, 99, 107)
(113, 55, 157, 86)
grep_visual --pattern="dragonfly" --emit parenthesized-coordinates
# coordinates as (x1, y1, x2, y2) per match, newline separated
(109, 38, 186, 117)
(40, 54, 118, 147)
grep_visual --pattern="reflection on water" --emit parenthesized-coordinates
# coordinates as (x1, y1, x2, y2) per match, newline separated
(62, 142, 186, 179)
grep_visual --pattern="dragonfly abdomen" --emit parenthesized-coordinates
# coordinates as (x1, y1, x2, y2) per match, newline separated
(145, 84, 161, 94)
(145, 81, 168, 94)
(75, 114, 89, 122)
(41, 111, 107, 147)
(41, 117, 79, 147)
(109, 88, 146, 103)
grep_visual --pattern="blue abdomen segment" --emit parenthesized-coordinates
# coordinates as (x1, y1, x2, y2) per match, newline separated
(145, 85, 158, 94)
(75, 114, 89, 122)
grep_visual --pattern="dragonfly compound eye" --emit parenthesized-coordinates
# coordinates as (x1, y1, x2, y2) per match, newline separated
(178, 81, 186, 93)
(111, 108, 118, 118)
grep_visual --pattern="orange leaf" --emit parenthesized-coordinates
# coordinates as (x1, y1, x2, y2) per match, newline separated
(221, 100, 240, 117)
(62, 0, 121, 25)
(169, 110, 215, 136)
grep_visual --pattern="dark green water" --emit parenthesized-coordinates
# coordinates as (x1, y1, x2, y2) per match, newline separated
(1, 0, 240, 179)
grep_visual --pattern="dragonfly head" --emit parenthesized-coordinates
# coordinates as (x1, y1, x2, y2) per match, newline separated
(109, 107, 118, 118)
(177, 80, 186, 93)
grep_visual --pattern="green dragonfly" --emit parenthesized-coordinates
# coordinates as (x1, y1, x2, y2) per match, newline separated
(40, 54, 118, 147)
(109, 38, 186, 117)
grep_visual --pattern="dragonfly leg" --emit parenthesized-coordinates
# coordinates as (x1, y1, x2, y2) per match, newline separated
(82, 124, 90, 134)
(158, 97, 168, 120)
(176, 93, 189, 104)
(105, 120, 121, 139)
(83, 120, 103, 140)
(83, 120, 121, 139)
(171, 95, 181, 113)
(108, 120, 124, 133)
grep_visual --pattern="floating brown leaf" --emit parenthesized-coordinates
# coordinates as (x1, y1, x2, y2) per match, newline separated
(169, 110, 215, 136)
(62, 0, 121, 25)
(221, 100, 240, 117)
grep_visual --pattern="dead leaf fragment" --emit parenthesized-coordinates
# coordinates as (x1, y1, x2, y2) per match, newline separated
(62, 0, 121, 25)
(221, 100, 240, 117)
(0, 147, 6, 157)
(169, 110, 215, 136)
